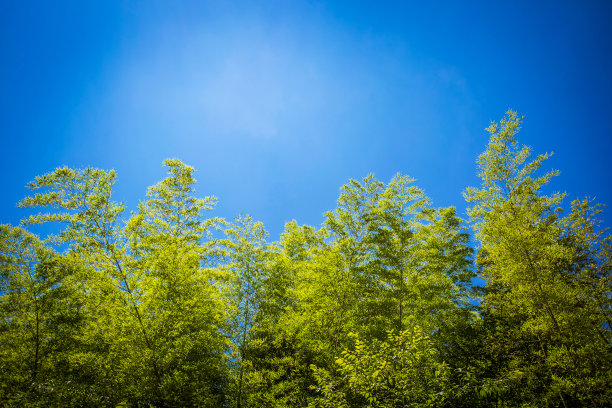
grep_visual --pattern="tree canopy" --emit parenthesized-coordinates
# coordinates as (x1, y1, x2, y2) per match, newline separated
(1, 112, 610, 407)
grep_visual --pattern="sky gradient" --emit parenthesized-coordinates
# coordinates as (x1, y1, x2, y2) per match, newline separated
(2, 1, 611, 239)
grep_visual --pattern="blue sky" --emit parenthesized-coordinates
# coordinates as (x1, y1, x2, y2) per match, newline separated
(2, 1, 611, 239)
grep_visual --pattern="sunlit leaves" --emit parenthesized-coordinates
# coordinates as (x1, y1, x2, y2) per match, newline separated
(465, 110, 612, 406)
(310, 325, 451, 408)
(2, 115, 610, 407)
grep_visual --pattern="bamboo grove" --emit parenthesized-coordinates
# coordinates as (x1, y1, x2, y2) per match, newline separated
(1, 112, 611, 407)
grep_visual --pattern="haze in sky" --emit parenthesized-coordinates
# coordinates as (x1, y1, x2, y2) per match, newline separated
(2, 1, 611, 238)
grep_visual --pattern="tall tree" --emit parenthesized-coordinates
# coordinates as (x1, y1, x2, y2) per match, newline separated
(123, 159, 228, 406)
(323, 174, 474, 341)
(234, 220, 326, 407)
(221, 215, 272, 408)
(17, 166, 131, 406)
(15, 160, 229, 407)
(465, 111, 612, 406)
(294, 174, 474, 406)
(0, 226, 88, 406)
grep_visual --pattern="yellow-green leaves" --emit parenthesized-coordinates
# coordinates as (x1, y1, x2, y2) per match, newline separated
(465, 111, 612, 406)
(310, 326, 450, 408)
(7, 160, 231, 407)
(18, 166, 124, 257)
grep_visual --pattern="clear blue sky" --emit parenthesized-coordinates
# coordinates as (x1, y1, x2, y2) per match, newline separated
(2, 1, 611, 239)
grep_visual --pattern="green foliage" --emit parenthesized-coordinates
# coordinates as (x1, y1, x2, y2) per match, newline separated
(323, 173, 475, 340)
(310, 325, 451, 408)
(0, 226, 68, 406)
(220, 214, 276, 408)
(251, 174, 475, 406)
(121, 159, 227, 407)
(1, 113, 610, 407)
(4, 160, 228, 407)
(18, 166, 125, 253)
(465, 110, 612, 407)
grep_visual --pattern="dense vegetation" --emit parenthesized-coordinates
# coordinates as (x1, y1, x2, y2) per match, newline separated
(1, 111, 611, 407)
